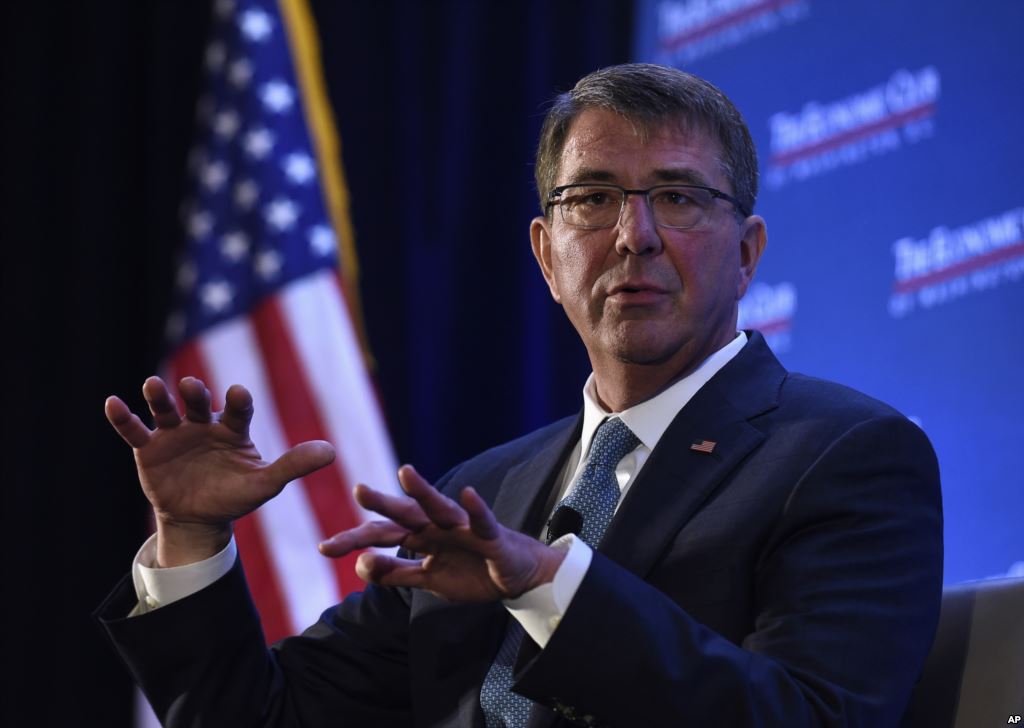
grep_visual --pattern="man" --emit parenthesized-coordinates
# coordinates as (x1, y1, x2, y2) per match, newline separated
(99, 64, 942, 727)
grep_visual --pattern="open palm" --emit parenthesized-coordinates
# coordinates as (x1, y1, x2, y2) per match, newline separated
(106, 376, 334, 563)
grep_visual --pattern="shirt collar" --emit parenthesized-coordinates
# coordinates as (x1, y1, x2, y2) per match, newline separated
(579, 331, 747, 456)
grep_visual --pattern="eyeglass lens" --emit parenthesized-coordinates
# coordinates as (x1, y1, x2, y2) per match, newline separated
(557, 185, 715, 229)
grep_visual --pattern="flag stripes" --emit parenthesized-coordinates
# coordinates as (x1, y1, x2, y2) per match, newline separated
(166, 271, 400, 641)
(250, 297, 365, 597)
(137, 1, 398, 724)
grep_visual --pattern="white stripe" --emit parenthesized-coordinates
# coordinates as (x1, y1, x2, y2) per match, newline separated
(279, 270, 401, 511)
(199, 315, 341, 632)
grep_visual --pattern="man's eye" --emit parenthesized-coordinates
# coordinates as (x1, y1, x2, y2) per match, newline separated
(572, 191, 614, 207)
(656, 189, 695, 206)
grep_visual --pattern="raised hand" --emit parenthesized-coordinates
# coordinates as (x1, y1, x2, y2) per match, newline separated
(105, 376, 335, 566)
(318, 466, 565, 602)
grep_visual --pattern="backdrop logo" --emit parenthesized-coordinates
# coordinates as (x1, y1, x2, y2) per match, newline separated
(739, 281, 797, 352)
(767, 66, 940, 188)
(656, 0, 810, 64)
(888, 205, 1024, 318)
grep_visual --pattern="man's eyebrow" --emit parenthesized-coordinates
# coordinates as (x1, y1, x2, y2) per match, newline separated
(559, 167, 716, 187)
(561, 167, 617, 185)
(651, 168, 713, 187)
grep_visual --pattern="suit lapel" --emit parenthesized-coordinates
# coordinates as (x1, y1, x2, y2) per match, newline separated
(600, 333, 784, 578)
(510, 335, 784, 728)
(491, 414, 582, 535)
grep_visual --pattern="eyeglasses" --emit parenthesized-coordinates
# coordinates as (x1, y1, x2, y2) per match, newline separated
(546, 183, 749, 230)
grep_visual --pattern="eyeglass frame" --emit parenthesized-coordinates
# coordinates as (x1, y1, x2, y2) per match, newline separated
(545, 182, 751, 230)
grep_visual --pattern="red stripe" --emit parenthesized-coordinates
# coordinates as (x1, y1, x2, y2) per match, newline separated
(892, 238, 1024, 294)
(167, 339, 296, 645)
(232, 514, 296, 644)
(770, 102, 935, 167)
(659, 0, 796, 52)
(250, 295, 367, 598)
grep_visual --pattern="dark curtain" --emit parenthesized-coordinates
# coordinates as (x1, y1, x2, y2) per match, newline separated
(1, 1, 632, 725)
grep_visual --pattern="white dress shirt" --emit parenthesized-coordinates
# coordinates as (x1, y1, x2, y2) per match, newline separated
(505, 331, 746, 645)
(131, 333, 748, 646)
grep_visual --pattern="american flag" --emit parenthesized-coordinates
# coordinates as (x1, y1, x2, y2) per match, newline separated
(161, 0, 396, 648)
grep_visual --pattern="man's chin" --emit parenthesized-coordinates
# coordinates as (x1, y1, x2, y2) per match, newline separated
(605, 332, 691, 367)
(599, 321, 729, 372)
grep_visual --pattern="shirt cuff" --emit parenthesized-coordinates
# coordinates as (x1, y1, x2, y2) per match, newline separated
(130, 533, 237, 615)
(504, 534, 592, 648)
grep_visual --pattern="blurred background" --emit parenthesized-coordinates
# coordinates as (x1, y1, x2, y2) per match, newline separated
(2, 1, 1020, 725)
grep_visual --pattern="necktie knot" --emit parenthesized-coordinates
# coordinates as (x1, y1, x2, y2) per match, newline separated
(586, 417, 640, 469)
(557, 417, 639, 549)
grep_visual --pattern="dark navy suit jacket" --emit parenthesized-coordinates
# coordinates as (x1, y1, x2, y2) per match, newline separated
(97, 332, 943, 727)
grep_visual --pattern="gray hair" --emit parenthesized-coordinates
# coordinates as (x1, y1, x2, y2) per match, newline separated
(534, 63, 758, 218)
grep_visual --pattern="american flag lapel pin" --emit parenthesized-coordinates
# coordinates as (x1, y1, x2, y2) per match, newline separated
(690, 439, 717, 453)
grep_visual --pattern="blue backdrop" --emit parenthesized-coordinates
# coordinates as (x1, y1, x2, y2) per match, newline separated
(634, 0, 1023, 584)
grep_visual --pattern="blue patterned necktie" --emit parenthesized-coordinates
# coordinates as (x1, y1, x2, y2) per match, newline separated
(479, 418, 640, 728)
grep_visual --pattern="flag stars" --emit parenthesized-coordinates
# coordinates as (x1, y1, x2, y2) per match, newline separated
(213, 110, 240, 139)
(283, 152, 316, 184)
(255, 249, 284, 280)
(227, 58, 253, 89)
(264, 198, 299, 232)
(220, 230, 250, 262)
(260, 80, 295, 113)
(175, 8, 341, 326)
(199, 280, 235, 314)
(200, 160, 229, 191)
(188, 210, 214, 240)
(243, 128, 275, 159)
(308, 225, 336, 256)
(234, 179, 260, 209)
(239, 8, 273, 42)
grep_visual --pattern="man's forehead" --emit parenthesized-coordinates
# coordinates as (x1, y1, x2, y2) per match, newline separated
(556, 108, 725, 185)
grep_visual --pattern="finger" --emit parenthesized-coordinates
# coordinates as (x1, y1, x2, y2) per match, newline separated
(142, 376, 182, 429)
(177, 376, 213, 423)
(355, 551, 426, 586)
(354, 483, 431, 532)
(263, 440, 336, 489)
(104, 395, 152, 448)
(220, 384, 254, 437)
(398, 465, 468, 530)
(460, 486, 501, 541)
(318, 519, 409, 557)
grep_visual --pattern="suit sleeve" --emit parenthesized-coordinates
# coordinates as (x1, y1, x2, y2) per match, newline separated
(95, 462, 469, 727)
(96, 553, 415, 727)
(512, 414, 943, 727)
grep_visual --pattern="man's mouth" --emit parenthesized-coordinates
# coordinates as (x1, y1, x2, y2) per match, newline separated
(606, 282, 669, 305)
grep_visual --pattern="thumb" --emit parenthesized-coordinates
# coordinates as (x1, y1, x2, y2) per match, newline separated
(264, 440, 336, 488)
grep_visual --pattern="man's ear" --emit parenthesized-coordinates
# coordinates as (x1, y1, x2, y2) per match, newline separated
(530, 216, 561, 303)
(736, 215, 767, 300)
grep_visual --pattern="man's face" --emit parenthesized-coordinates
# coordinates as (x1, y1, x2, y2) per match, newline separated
(531, 108, 766, 390)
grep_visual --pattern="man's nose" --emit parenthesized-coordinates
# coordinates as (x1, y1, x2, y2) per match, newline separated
(614, 193, 664, 256)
